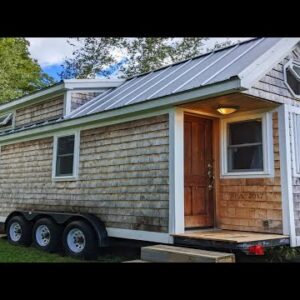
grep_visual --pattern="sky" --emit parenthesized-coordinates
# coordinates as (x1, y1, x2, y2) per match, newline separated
(27, 38, 251, 81)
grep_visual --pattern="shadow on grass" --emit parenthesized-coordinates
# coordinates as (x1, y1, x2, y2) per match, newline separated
(0, 236, 139, 263)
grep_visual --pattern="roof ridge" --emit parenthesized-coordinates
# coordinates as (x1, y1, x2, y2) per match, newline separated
(126, 37, 258, 80)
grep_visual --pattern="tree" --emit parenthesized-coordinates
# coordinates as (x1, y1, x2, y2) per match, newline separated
(0, 38, 54, 103)
(60, 38, 211, 79)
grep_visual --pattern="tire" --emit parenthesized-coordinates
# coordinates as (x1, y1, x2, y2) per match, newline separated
(62, 220, 98, 260)
(32, 218, 62, 253)
(6, 215, 32, 246)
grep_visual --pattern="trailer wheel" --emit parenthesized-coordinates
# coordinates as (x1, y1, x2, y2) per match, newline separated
(6, 215, 32, 246)
(62, 220, 98, 260)
(32, 218, 62, 253)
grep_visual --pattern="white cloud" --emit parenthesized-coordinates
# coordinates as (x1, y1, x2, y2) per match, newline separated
(26, 38, 78, 67)
(26, 37, 252, 69)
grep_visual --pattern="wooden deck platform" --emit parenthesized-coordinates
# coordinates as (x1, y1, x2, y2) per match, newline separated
(173, 230, 290, 253)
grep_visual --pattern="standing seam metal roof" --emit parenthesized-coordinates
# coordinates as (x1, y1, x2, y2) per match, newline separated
(67, 38, 281, 119)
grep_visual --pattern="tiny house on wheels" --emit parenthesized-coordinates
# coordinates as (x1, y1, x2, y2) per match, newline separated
(1, 37, 300, 260)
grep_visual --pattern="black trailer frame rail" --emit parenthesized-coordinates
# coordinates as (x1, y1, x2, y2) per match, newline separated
(173, 236, 290, 254)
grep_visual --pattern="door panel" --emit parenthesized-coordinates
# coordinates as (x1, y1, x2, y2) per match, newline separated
(184, 114, 214, 228)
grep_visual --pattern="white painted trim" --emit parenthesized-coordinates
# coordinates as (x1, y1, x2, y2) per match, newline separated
(0, 79, 242, 146)
(0, 84, 65, 112)
(283, 60, 300, 99)
(168, 108, 185, 235)
(64, 79, 124, 90)
(0, 80, 124, 114)
(291, 113, 300, 177)
(220, 111, 274, 178)
(240, 38, 300, 89)
(0, 216, 6, 223)
(106, 228, 173, 244)
(278, 104, 296, 245)
(0, 112, 14, 132)
(52, 130, 80, 181)
(0, 109, 172, 147)
(64, 91, 72, 116)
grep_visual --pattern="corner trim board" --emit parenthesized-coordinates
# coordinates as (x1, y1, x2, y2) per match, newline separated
(278, 104, 296, 245)
(168, 108, 184, 235)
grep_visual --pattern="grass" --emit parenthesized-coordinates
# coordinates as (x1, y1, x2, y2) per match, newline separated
(0, 237, 126, 263)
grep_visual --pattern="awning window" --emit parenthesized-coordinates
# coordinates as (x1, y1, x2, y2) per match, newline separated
(0, 113, 13, 127)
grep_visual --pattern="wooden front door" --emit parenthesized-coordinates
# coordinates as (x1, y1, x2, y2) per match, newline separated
(184, 114, 214, 228)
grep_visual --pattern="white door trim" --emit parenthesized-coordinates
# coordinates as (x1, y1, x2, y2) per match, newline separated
(168, 107, 185, 235)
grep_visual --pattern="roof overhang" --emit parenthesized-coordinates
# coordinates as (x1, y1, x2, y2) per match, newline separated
(64, 79, 125, 90)
(0, 79, 125, 113)
(0, 77, 243, 144)
(239, 38, 300, 89)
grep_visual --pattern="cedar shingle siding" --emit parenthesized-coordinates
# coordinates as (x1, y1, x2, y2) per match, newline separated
(0, 114, 169, 232)
(15, 96, 64, 127)
(218, 112, 282, 234)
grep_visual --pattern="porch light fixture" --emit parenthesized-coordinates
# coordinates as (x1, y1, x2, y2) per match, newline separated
(216, 106, 239, 115)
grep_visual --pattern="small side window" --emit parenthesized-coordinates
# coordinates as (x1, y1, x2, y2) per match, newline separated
(284, 60, 300, 98)
(56, 135, 75, 176)
(227, 119, 263, 172)
(221, 112, 274, 178)
(52, 132, 80, 180)
(0, 112, 13, 130)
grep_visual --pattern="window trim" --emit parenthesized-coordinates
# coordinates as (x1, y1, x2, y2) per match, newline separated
(0, 112, 15, 131)
(291, 113, 300, 177)
(52, 130, 80, 181)
(284, 59, 300, 99)
(220, 112, 274, 178)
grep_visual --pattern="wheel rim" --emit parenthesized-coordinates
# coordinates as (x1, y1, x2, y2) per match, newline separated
(67, 228, 86, 253)
(9, 222, 22, 242)
(35, 225, 51, 247)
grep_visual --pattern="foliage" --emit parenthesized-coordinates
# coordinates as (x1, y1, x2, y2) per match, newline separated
(60, 38, 234, 79)
(0, 38, 55, 103)
(265, 246, 300, 262)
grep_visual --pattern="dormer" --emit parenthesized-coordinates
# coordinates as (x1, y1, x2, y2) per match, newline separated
(63, 79, 124, 116)
(0, 79, 124, 130)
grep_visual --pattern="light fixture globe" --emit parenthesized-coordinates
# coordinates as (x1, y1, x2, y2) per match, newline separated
(216, 106, 239, 115)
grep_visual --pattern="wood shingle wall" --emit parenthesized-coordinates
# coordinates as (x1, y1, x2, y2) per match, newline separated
(71, 92, 100, 112)
(245, 46, 300, 107)
(0, 114, 169, 232)
(218, 112, 282, 234)
(15, 95, 64, 127)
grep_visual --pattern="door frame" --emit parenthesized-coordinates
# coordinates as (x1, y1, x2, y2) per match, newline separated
(168, 107, 220, 235)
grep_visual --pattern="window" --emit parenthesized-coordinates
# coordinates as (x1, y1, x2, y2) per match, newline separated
(0, 112, 13, 130)
(221, 113, 274, 178)
(284, 60, 300, 98)
(228, 119, 263, 172)
(52, 132, 80, 180)
(293, 113, 300, 176)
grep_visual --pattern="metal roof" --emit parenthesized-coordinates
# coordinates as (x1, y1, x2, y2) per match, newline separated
(66, 38, 282, 119)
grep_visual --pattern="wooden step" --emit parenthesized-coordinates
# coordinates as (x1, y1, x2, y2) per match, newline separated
(141, 244, 235, 263)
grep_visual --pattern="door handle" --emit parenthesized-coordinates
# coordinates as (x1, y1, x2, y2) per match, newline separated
(208, 162, 214, 191)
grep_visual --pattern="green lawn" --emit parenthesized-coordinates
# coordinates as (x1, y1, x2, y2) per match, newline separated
(0, 237, 126, 263)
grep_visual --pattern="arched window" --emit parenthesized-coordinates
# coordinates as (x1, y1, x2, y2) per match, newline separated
(284, 60, 300, 98)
